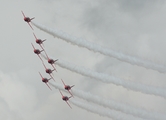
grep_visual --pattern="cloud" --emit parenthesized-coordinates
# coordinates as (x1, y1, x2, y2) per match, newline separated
(0, 71, 37, 119)
(1, 0, 166, 120)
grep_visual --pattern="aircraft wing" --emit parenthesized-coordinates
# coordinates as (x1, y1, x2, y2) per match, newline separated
(66, 101, 72, 109)
(28, 22, 34, 30)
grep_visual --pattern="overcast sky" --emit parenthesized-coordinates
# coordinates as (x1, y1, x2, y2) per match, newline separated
(0, 0, 166, 120)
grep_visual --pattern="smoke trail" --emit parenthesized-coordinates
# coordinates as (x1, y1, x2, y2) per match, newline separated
(70, 99, 144, 120)
(50, 82, 166, 120)
(32, 21, 166, 73)
(54, 59, 166, 98)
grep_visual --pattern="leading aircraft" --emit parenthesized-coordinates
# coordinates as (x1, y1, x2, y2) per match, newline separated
(21, 11, 35, 30)
(59, 90, 72, 109)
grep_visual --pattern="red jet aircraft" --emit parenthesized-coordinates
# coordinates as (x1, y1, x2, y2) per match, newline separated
(33, 33, 46, 49)
(44, 51, 58, 71)
(21, 11, 34, 30)
(31, 43, 44, 61)
(42, 62, 55, 81)
(39, 72, 52, 90)
(59, 90, 72, 109)
(61, 79, 74, 96)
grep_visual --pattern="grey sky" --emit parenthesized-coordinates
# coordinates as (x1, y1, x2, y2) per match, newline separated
(0, 0, 166, 120)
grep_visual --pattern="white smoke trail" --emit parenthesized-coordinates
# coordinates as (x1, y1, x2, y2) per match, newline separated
(32, 21, 166, 73)
(70, 99, 145, 120)
(50, 82, 166, 120)
(54, 59, 166, 98)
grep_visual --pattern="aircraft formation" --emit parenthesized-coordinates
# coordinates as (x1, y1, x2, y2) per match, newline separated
(22, 11, 74, 109)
